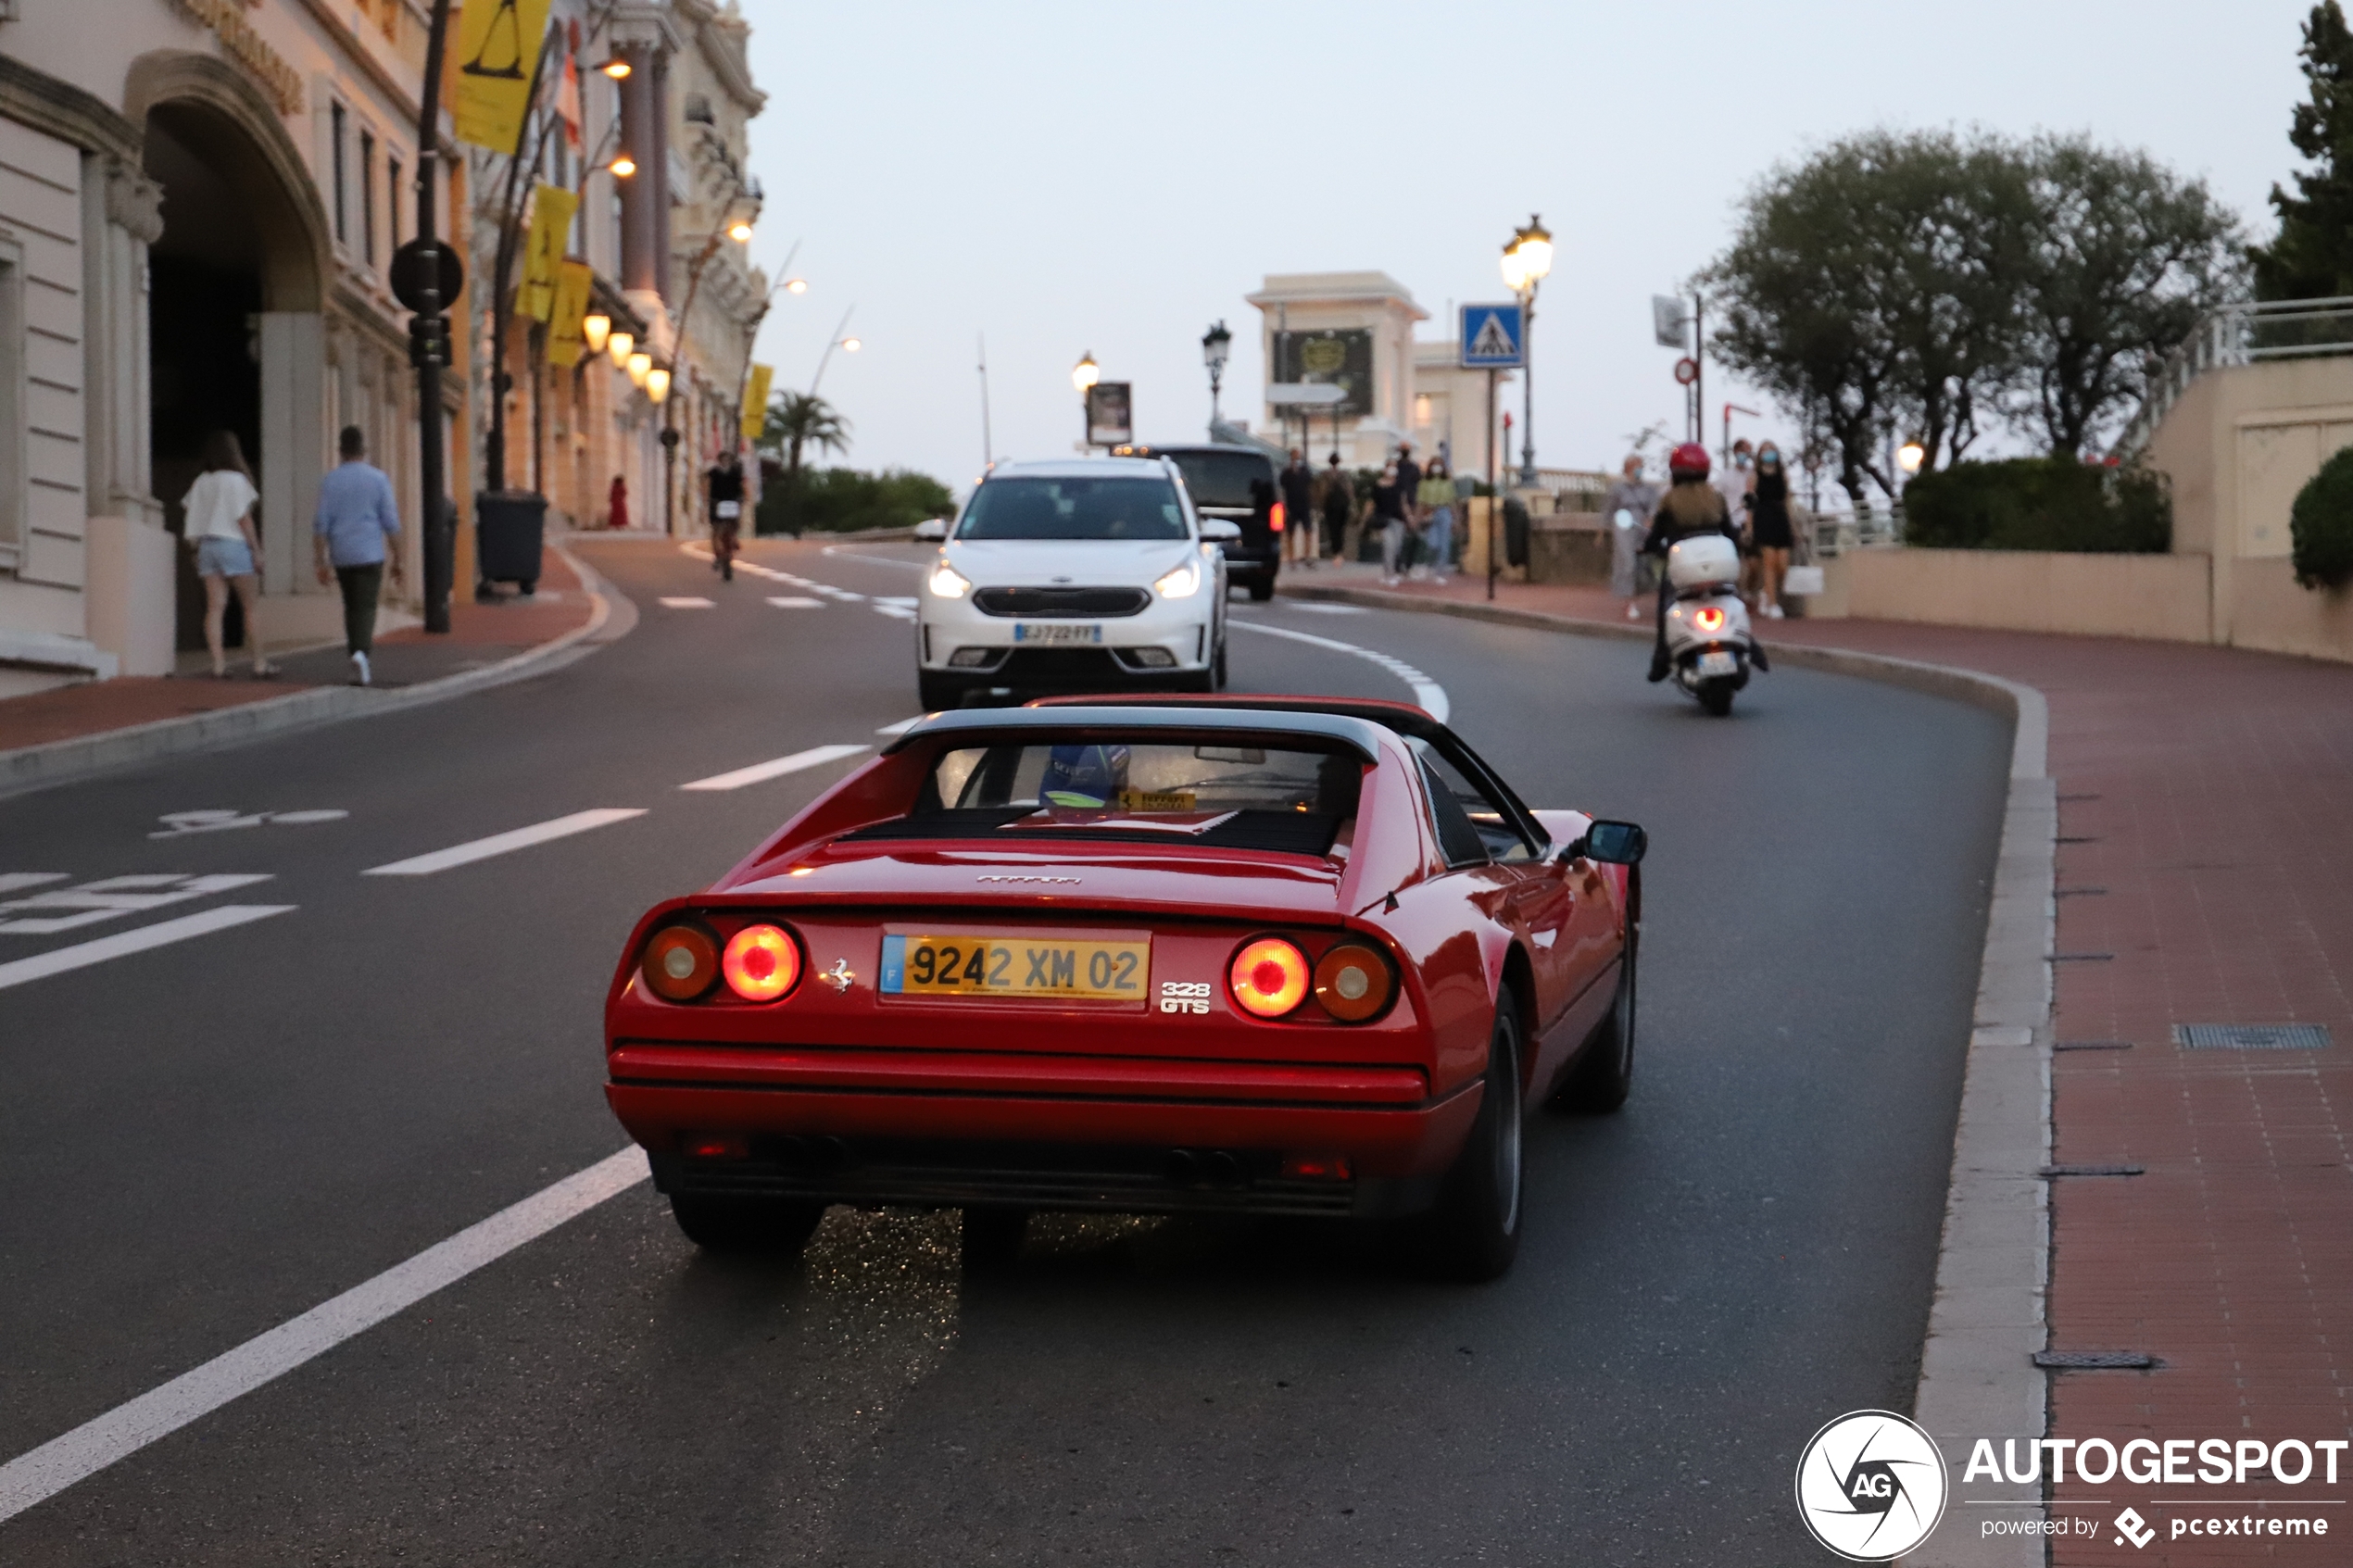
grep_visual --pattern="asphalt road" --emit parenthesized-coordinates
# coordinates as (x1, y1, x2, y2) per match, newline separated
(0, 535, 2008, 1565)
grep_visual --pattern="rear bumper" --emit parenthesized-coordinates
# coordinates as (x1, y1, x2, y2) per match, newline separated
(919, 646, 1212, 697)
(605, 1045, 1478, 1217)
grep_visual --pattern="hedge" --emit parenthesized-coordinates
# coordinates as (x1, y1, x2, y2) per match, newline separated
(2290, 446, 2353, 589)
(757, 466, 955, 535)
(1901, 458, 2170, 553)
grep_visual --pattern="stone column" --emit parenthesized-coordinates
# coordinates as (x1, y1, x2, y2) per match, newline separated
(618, 42, 660, 297)
(83, 155, 163, 526)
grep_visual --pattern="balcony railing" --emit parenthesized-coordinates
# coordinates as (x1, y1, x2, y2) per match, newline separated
(2114, 296, 2353, 460)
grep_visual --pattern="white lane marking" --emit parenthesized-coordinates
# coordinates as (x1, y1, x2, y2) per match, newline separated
(0, 1146, 649, 1524)
(150, 809, 348, 838)
(361, 809, 647, 877)
(821, 545, 925, 571)
(0, 905, 296, 993)
(679, 743, 869, 792)
(767, 596, 824, 608)
(659, 596, 714, 608)
(0, 873, 276, 935)
(870, 602, 916, 621)
(0, 873, 69, 895)
(875, 715, 925, 735)
(1287, 602, 1368, 615)
(1228, 621, 1450, 722)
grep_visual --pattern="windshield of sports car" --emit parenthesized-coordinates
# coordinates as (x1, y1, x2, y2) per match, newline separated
(954, 477, 1189, 541)
(842, 739, 1364, 856)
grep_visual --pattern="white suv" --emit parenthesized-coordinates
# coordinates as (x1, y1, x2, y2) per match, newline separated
(912, 457, 1234, 709)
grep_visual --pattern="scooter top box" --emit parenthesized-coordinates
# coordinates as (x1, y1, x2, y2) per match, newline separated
(1667, 534, 1740, 589)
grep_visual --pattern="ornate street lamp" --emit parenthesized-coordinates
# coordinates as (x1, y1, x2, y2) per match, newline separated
(606, 329, 635, 370)
(1500, 213, 1554, 488)
(1202, 320, 1231, 423)
(582, 312, 611, 356)
(646, 365, 672, 405)
(626, 350, 652, 388)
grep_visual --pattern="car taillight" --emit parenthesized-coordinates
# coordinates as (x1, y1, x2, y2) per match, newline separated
(641, 922, 720, 1001)
(1312, 942, 1395, 1022)
(1228, 936, 1310, 1018)
(1693, 605, 1727, 633)
(722, 923, 802, 1002)
(1269, 500, 1287, 534)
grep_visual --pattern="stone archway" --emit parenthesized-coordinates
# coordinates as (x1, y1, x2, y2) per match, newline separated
(126, 53, 329, 646)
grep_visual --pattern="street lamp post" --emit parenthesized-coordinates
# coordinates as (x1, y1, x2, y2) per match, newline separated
(409, 0, 458, 633)
(1073, 351, 1100, 448)
(1499, 214, 1553, 490)
(659, 193, 760, 535)
(1201, 320, 1231, 426)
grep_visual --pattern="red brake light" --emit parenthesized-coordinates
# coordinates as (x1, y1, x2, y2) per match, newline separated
(1312, 942, 1395, 1022)
(1693, 606, 1727, 633)
(1228, 936, 1310, 1018)
(641, 922, 720, 1001)
(1269, 500, 1287, 534)
(722, 923, 802, 1002)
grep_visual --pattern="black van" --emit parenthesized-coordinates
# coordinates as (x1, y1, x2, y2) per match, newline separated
(1114, 445, 1281, 600)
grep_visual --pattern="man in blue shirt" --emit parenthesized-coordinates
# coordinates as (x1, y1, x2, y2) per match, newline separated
(312, 425, 405, 686)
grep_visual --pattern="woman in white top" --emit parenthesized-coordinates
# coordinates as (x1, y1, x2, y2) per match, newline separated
(182, 431, 275, 678)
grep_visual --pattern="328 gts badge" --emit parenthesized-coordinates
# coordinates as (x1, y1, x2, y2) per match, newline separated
(1158, 981, 1212, 1015)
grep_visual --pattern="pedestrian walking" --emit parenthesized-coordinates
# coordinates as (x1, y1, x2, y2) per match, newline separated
(1751, 442, 1796, 618)
(1317, 453, 1353, 563)
(608, 474, 630, 531)
(182, 430, 276, 680)
(1280, 448, 1315, 565)
(1601, 454, 1658, 621)
(1716, 437, 1757, 603)
(1373, 462, 1408, 584)
(1416, 457, 1456, 583)
(311, 424, 404, 687)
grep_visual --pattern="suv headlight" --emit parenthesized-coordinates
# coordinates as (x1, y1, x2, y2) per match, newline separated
(925, 559, 972, 599)
(1152, 558, 1202, 598)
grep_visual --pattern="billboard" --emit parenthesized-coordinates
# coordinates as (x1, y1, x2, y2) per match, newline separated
(1273, 330, 1372, 418)
(1086, 382, 1133, 447)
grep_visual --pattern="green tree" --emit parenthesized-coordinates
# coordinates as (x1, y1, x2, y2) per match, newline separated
(2010, 135, 2244, 455)
(2253, 1, 2353, 300)
(759, 391, 852, 488)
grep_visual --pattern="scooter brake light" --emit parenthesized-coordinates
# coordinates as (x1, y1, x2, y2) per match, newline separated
(1692, 606, 1727, 633)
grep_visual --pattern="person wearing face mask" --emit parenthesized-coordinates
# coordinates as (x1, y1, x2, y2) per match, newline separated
(1750, 442, 1796, 618)
(1600, 453, 1657, 621)
(1714, 438, 1756, 602)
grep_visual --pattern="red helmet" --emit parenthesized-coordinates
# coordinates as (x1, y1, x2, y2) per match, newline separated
(1669, 442, 1712, 479)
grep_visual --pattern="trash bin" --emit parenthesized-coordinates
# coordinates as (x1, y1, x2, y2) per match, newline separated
(475, 489, 546, 595)
(1502, 495, 1531, 569)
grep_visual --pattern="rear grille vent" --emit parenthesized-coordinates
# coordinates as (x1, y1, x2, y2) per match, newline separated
(974, 586, 1149, 618)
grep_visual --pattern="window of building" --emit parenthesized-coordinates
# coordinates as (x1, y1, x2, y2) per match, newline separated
(0, 240, 22, 572)
(331, 102, 348, 245)
(684, 93, 714, 125)
(359, 130, 376, 266)
(387, 157, 402, 248)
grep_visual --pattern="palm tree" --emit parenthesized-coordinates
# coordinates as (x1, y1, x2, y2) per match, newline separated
(762, 391, 852, 486)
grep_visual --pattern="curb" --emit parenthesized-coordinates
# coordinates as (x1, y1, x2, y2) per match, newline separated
(1277, 582, 2056, 1567)
(0, 541, 627, 802)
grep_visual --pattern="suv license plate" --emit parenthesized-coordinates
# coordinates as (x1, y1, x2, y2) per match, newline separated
(1696, 650, 1739, 677)
(1013, 622, 1102, 645)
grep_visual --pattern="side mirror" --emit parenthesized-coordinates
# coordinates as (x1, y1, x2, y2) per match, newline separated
(1199, 519, 1242, 543)
(913, 518, 948, 542)
(1565, 820, 1647, 866)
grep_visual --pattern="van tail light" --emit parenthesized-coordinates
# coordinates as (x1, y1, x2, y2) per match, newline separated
(1692, 605, 1727, 634)
(1313, 942, 1395, 1022)
(722, 923, 802, 1001)
(642, 922, 720, 1001)
(1269, 500, 1287, 534)
(1228, 936, 1310, 1018)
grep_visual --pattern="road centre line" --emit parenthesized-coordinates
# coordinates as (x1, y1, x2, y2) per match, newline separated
(1228, 621, 1450, 722)
(361, 809, 647, 877)
(767, 596, 823, 608)
(658, 597, 714, 608)
(0, 1146, 649, 1524)
(0, 905, 297, 993)
(680, 744, 869, 792)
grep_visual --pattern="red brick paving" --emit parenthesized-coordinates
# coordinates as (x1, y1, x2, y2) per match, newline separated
(1305, 568, 2353, 1564)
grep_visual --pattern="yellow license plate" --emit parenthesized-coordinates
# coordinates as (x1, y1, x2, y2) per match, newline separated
(880, 933, 1149, 999)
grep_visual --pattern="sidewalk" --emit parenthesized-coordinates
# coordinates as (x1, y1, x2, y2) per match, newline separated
(0, 543, 607, 786)
(1288, 563, 2353, 1565)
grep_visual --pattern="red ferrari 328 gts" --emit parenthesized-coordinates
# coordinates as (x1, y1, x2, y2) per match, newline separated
(602, 696, 1644, 1280)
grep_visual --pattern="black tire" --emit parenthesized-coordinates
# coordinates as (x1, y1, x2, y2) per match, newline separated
(1408, 991, 1525, 1281)
(1213, 635, 1229, 690)
(1248, 577, 1274, 602)
(962, 1205, 1028, 1269)
(519, 577, 538, 597)
(1699, 679, 1734, 717)
(1554, 920, 1636, 1113)
(918, 671, 960, 711)
(671, 1194, 826, 1255)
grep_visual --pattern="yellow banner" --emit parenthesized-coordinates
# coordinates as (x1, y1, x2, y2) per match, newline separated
(451, 0, 550, 153)
(740, 363, 774, 440)
(546, 259, 595, 367)
(521, 183, 578, 321)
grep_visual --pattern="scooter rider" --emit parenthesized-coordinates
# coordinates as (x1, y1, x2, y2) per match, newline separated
(1642, 442, 1742, 682)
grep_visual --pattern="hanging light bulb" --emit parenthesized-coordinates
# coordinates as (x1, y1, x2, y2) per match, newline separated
(626, 351, 652, 388)
(581, 313, 611, 355)
(607, 330, 634, 369)
(646, 366, 672, 404)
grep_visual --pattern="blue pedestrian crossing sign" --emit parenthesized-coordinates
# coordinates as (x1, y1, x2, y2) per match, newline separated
(1460, 303, 1525, 368)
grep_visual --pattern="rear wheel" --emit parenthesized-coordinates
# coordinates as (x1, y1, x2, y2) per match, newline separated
(1407, 991, 1524, 1281)
(670, 1194, 826, 1255)
(1554, 920, 1636, 1113)
(1213, 634, 1229, 689)
(1248, 577, 1274, 602)
(1699, 679, 1735, 717)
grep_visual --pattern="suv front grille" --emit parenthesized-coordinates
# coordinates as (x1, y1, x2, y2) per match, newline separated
(974, 586, 1150, 618)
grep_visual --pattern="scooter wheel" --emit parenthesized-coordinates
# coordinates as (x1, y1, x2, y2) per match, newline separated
(1700, 681, 1735, 717)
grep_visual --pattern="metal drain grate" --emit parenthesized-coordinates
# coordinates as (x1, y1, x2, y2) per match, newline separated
(2174, 1023, 2333, 1050)
(2040, 1164, 2145, 1178)
(2034, 1350, 2158, 1370)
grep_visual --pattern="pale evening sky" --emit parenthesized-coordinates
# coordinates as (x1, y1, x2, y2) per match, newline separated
(738, 0, 2320, 494)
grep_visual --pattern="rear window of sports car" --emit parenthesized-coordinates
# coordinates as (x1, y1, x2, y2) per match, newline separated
(955, 477, 1189, 541)
(839, 740, 1363, 856)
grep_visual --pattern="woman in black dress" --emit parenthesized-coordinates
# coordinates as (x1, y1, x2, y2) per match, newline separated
(1751, 443, 1796, 618)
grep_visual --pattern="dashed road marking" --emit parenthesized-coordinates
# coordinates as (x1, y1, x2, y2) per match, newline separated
(150, 809, 349, 838)
(360, 809, 648, 877)
(1229, 621, 1450, 721)
(680, 744, 870, 792)
(767, 596, 824, 608)
(0, 904, 297, 993)
(658, 596, 715, 608)
(0, 873, 69, 895)
(0, 873, 277, 935)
